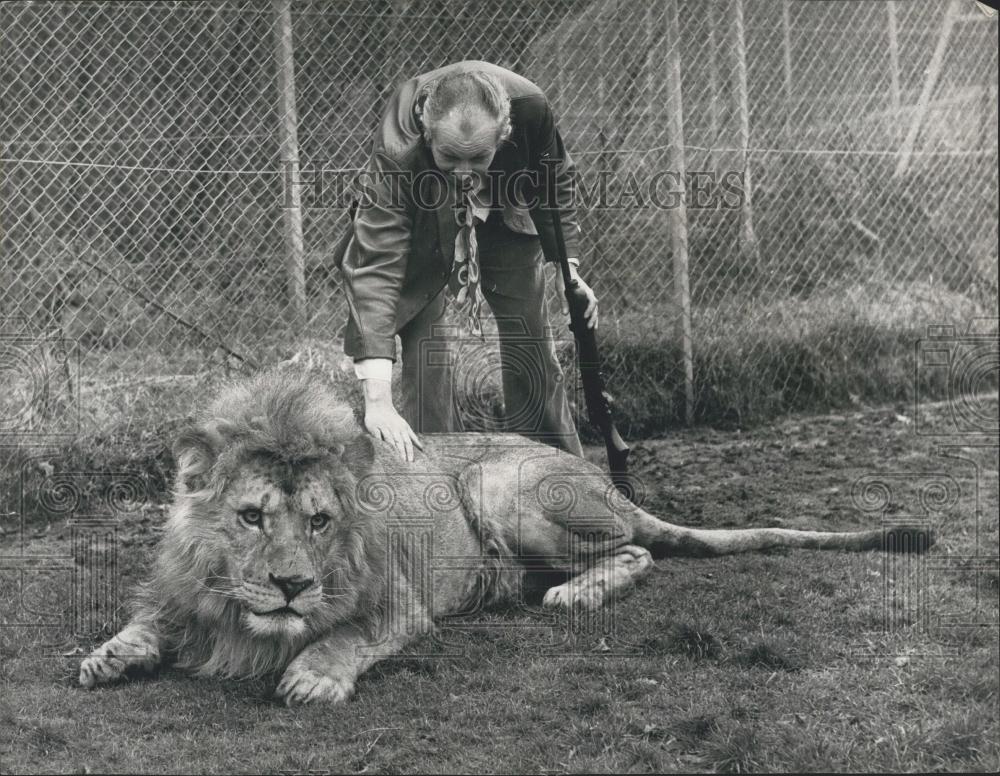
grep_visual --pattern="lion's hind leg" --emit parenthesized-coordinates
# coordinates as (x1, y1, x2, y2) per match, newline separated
(542, 544, 653, 611)
(79, 621, 163, 689)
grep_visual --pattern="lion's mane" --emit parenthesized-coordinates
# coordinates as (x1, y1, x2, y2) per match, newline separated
(132, 366, 392, 679)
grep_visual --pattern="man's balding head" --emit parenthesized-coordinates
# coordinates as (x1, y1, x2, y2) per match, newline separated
(418, 70, 512, 191)
(419, 70, 512, 145)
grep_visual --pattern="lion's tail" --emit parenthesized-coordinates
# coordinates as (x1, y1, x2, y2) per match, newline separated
(628, 510, 934, 558)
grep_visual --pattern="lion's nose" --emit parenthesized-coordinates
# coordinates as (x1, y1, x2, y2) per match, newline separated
(269, 573, 314, 603)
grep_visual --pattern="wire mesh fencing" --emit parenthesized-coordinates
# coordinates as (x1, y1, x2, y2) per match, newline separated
(1, 0, 997, 438)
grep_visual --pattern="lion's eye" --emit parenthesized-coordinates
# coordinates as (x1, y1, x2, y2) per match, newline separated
(239, 508, 263, 528)
(309, 512, 331, 531)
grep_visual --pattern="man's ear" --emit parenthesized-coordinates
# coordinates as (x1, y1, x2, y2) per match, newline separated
(172, 419, 235, 494)
(340, 433, 376, 478)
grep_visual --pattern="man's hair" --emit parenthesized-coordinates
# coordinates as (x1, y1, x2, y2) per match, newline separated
(417, 70, 513, 146)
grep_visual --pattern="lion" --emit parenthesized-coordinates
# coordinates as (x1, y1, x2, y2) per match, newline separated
(79, 364, 932, 705)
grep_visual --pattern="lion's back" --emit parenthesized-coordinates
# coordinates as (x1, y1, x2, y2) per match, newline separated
(400, 433, 620, 546)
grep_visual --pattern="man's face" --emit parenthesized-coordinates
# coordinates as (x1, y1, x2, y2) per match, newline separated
(429, 108, 499, 194)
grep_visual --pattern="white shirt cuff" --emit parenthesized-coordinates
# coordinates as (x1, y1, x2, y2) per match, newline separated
(354, 358, 393, 381)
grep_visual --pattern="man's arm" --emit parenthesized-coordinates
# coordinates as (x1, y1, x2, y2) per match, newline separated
(524, 96, 581, 266)
(339, 151, 413, 361)
(339, 154, 423, 462)
(525, 96, 595, 326)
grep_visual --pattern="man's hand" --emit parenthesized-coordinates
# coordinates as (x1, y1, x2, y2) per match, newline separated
(361, 379, 423, 462)
(552, 263, 599, 330)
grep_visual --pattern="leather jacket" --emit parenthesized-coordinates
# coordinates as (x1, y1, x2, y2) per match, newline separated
(333, 60, 581, 361)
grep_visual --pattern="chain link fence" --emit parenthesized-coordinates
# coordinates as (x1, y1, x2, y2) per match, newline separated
(2, 0, 997, 438)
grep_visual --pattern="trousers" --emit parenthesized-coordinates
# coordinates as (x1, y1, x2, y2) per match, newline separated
(397, 218, 584, 458)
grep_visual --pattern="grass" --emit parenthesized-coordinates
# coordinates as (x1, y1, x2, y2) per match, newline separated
(1, 393, 997, 773)
(589, 278, 996, 437)
(0, 277, 995, 771)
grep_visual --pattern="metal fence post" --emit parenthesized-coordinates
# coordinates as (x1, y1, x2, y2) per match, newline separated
(665, 0, 693, 426)
(782, 0, 793, 138)
(707, 1, 721, 172)
(272, 0, 306, 332)
(729, 0, 759, 267)
(887, 0, 902, 132)
(895, 0, 960, 178)
(595, 6, 608, 274)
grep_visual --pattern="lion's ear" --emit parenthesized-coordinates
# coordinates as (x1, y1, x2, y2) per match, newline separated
(172, 419, 235, 493)
(340, 433, 376, 478)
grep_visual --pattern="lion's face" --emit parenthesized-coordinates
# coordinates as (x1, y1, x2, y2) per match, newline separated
(206, 454, 349, 638)
(167, 393, 380, 646)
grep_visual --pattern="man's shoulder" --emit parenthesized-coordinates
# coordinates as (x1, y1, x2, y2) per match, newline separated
(509, 92, 550, 123)
(370, 72, 423, 166)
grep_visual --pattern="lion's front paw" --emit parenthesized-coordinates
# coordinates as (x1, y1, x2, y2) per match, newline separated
(276, 666, 355, 706)
(543, 580, 604, 610)
(79, 643, 129, 689)
(79, 627, 161, 689)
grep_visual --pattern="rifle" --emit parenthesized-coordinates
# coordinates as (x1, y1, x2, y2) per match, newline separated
(545, 167, 632, 498)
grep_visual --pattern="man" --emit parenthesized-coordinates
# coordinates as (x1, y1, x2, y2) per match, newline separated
(334, 60, 598, 462)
